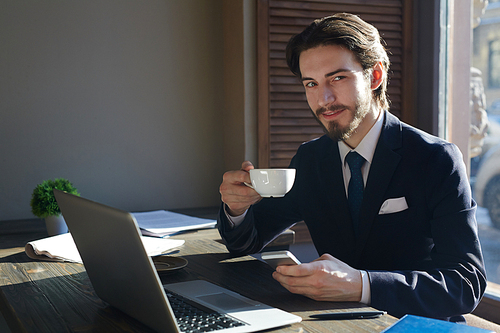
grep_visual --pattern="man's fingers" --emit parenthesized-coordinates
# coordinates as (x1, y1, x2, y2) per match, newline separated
(222, 169, 251, 185)
(241, 161, 255, 172)
(219, 161, 261, 216)
(313, 253, 335, 262)
(272, 271, 320, 298)
(272, 254, 363, 302)
(275, 262, 314, 277)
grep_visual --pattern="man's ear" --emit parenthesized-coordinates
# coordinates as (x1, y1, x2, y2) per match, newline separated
(371, 62, 384, 90)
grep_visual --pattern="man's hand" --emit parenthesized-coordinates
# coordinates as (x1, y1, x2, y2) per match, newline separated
(272, 254, 362, 302)
(219, 161, 262, 216)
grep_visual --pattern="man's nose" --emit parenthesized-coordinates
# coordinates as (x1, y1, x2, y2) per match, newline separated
(318, 86, 335, 108)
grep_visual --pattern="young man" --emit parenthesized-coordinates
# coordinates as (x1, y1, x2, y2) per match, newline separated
(218, 13, 486, 322)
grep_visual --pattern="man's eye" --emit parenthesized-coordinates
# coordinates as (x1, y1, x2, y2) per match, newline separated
(305, 82, 316, 88)
(333, 76, 345, 81)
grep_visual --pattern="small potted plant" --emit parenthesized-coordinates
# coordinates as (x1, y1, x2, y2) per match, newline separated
(30, 178, 79, 236)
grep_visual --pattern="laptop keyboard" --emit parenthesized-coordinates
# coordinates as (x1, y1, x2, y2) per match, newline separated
(165, 290, 247, 333)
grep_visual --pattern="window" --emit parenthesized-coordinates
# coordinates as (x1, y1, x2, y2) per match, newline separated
(463, 0, 500, 321)
(471, 0, 500, 286)
(488, 39, 500, 88)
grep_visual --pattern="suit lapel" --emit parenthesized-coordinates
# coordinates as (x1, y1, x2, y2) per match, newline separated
(353, 112, 403, 264)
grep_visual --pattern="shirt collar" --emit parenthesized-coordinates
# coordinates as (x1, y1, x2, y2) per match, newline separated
(339, 111, 384, 166)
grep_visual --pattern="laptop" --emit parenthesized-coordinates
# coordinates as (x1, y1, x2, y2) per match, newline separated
(53, 189, 302, 333)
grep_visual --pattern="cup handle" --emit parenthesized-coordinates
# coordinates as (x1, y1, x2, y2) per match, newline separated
(243, 182, 254, 189)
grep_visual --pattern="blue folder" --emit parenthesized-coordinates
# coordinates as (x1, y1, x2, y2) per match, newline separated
(381, 314, 495, 333)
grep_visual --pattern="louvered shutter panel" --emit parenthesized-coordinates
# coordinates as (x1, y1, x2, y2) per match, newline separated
(257, 0, 413, 168)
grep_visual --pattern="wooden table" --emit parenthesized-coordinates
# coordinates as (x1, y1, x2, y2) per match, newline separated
(0, 219, 397, 332)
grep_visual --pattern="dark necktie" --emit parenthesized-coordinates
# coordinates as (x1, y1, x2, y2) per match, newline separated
(346, 151, 365, 235)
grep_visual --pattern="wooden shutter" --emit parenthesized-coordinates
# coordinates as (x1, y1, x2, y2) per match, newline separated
(257, 0, 414, 168)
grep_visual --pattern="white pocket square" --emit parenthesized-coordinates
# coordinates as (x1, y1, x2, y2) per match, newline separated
(379, 197, 408, 215)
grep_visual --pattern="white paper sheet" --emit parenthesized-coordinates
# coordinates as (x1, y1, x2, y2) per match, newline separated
(25, 233, 185, 263)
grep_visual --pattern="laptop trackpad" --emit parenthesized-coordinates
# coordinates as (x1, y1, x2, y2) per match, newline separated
(196, 293, 257, 311)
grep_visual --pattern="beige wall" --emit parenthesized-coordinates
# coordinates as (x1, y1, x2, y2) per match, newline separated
(0, 0, 255, 220)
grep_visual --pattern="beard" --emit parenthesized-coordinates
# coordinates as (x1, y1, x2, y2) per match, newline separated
(313, 87, 373, 142)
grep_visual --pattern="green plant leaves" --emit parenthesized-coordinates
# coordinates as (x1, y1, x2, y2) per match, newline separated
(30, 178, 79, 218)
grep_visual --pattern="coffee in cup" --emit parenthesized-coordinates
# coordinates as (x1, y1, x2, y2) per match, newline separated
(246, 169, 296, 198)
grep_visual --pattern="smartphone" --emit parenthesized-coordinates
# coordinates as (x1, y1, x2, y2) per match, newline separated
(261, 250, 301, 269)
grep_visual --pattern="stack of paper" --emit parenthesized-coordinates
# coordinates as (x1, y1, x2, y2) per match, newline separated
(25, 209, 216, 263)
(132, 210, 216, 237)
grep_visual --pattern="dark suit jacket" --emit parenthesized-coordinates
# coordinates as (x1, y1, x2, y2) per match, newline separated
(218, 111, 487, 321)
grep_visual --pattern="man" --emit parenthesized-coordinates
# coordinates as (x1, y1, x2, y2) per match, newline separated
(218, 13, 486, 322)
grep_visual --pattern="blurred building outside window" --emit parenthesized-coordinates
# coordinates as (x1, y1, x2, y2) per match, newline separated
(470, 0, 500, 287)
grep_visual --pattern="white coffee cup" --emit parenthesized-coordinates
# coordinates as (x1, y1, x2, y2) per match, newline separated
(246, 169, 296, 198)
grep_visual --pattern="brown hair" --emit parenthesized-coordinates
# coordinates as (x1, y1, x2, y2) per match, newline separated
(286, 13, 391, 110)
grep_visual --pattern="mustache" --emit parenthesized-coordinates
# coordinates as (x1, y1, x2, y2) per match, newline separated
(315, 104, 349, 118)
